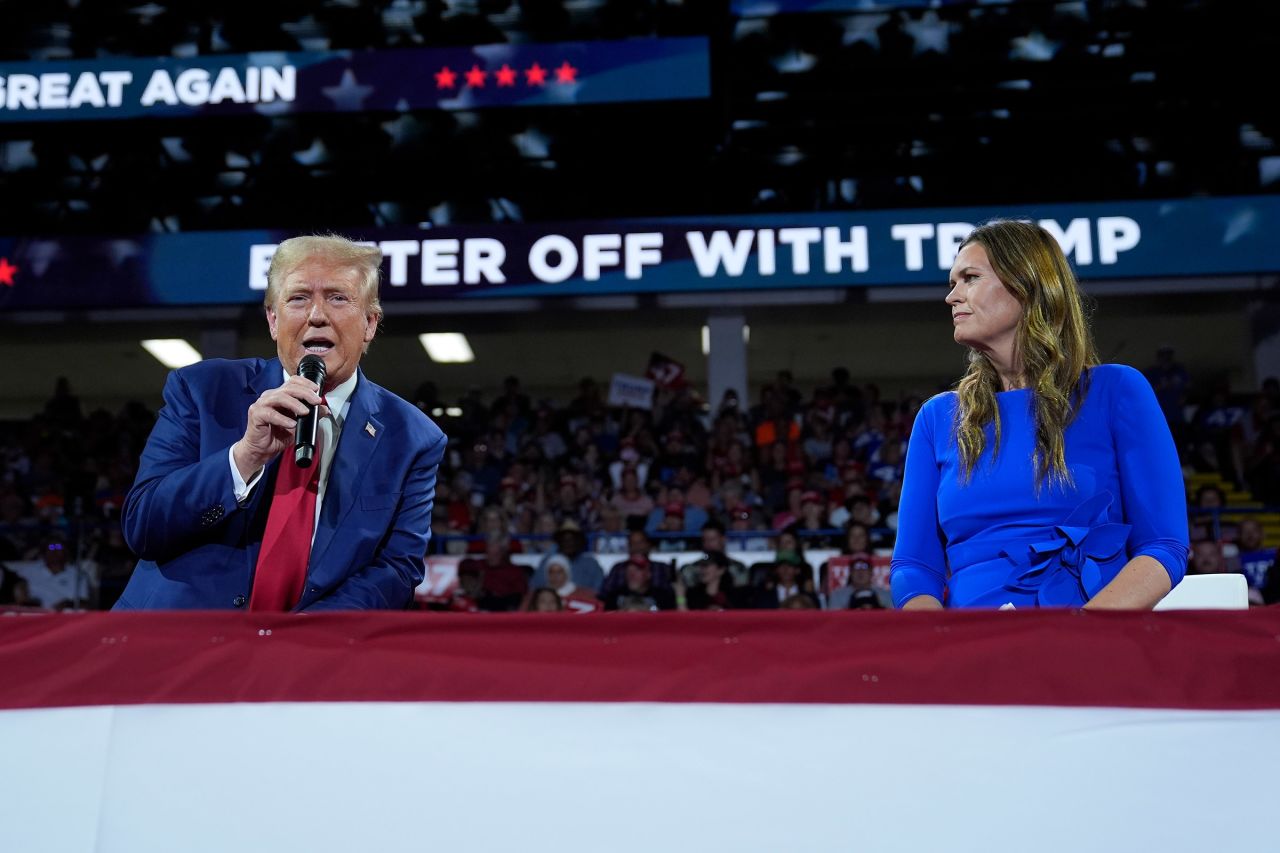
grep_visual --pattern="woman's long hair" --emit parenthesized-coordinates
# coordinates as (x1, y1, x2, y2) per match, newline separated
(953, 220, 1099, 490)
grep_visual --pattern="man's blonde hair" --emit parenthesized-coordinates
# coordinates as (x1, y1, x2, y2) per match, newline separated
(264, 235, 383, 317)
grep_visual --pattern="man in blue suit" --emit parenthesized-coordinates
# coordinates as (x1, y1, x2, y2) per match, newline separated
(116, 235, 447, 610)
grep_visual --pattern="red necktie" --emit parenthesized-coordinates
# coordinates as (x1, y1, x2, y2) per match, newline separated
(250, 406, 325, 611)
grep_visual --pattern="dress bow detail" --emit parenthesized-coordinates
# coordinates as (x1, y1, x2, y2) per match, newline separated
(1001, 492, 1131, 606)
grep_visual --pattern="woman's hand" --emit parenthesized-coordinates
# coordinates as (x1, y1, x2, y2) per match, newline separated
(901, 594, 943, 610)
(1083, 555, 1172, 609)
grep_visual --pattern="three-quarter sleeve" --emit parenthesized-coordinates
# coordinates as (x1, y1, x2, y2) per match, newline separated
(1108, 365, 1190, 587)
(891, 397, 950, 607)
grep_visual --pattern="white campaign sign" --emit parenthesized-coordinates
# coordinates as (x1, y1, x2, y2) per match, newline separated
(607, 372, 656, 410)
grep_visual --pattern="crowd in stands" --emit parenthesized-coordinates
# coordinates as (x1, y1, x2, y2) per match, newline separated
(2, 351, 1279, 613)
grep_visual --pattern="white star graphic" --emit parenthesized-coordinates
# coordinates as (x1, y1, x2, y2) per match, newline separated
(843, 14, 890, 51)
(902, 11, 952, 56)
(321, 69, 375, 111)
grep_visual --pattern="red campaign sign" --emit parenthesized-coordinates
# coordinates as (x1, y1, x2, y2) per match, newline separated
(826, 556, 852, 596)
(871, 555, 891, 592)
(646, 351, 686, 389)
(416, 555, 462, 604)
(823, 553, 891, 595)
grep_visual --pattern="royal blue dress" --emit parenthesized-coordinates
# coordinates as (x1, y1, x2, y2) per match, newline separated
(891, 365, 1189, 608)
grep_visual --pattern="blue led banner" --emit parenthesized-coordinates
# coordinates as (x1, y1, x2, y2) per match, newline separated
(0, 196, 1277, 311)
(0, 38, 709, 122)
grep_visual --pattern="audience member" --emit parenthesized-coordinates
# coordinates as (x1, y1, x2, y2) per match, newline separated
(527, 511, 560, 555)
(1145, 345, 1191, 448)
(602, 558, 676, 611)
(751, 550, 817, 609)
(600, 531, 675, 599)
(795, 490, 837, 548)
(1191, 382, 1247, 486)
(543, 553, 603, 614)
(593, 504, 630, 554)
(654, 502, 694, 552)
(447, 562, 484, 613)
(1189, 484, 1237, 542)
(458, 535, 528, 612)
(768, 526, 807, 577)
(526, 587, 563, 613)
(727, 503, 771, 552)
(12, 534, 94, 609)
(697, 519, 749, 586)
(469, 506, 523, 554)
(681, 551, 745, 611)
(1234, 518, 1274, 595)
(1188, 540, 1228, 575)
(531, 520, 604, 591)
(826, 552, 875, 610)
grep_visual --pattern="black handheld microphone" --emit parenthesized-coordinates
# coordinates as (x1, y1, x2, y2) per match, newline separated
(294, 354, 327, 468)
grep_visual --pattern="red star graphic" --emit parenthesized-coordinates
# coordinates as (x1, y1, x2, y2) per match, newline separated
(434, 66, 457, 89)
(524, 62, 547, 86)
(465, 65, 487, 88)
(0, 257, 17, 287)
(555, 61, 578, 84)
(495, 64, 517, 87)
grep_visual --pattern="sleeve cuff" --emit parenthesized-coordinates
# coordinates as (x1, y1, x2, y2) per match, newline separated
(229, 446, 263, 503)
(890, 563, 946, 609)
(1132, 540, 1191, 587)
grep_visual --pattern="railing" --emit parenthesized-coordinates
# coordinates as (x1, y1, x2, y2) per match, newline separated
(4, 509, 1277, 560)
(1189, 506, 1280, 543)
(426, 527, 877, 555)
(3, 507, 1276, 593)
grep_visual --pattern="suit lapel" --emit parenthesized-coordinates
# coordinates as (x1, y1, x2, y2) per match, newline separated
(309, 369, 384, 575)
(248, 357, 284, 399)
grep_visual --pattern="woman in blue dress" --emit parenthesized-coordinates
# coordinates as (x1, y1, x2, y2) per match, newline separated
(891, 220, 1189, 609)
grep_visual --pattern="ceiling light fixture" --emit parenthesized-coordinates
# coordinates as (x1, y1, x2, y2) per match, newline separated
(141, 339, 202, 368)
(419, 333, 475, 363)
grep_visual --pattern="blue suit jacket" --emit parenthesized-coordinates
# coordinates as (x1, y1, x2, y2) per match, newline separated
(116, 357, 447, 610)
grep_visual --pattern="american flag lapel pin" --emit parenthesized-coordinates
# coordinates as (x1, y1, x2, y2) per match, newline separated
(365, 422, 377, 438)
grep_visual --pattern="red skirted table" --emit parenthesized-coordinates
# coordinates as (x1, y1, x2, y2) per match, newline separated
(2, 608, 1278, 852)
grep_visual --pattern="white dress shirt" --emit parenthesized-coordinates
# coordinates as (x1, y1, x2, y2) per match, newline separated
(229, 370, 358, 541)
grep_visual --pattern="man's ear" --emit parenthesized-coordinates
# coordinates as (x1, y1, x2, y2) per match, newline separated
(364, 312, 380, 344)
(266, 306, 278, 341)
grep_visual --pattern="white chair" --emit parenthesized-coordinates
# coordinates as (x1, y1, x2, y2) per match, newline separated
(1153, 573, 1250, 610)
